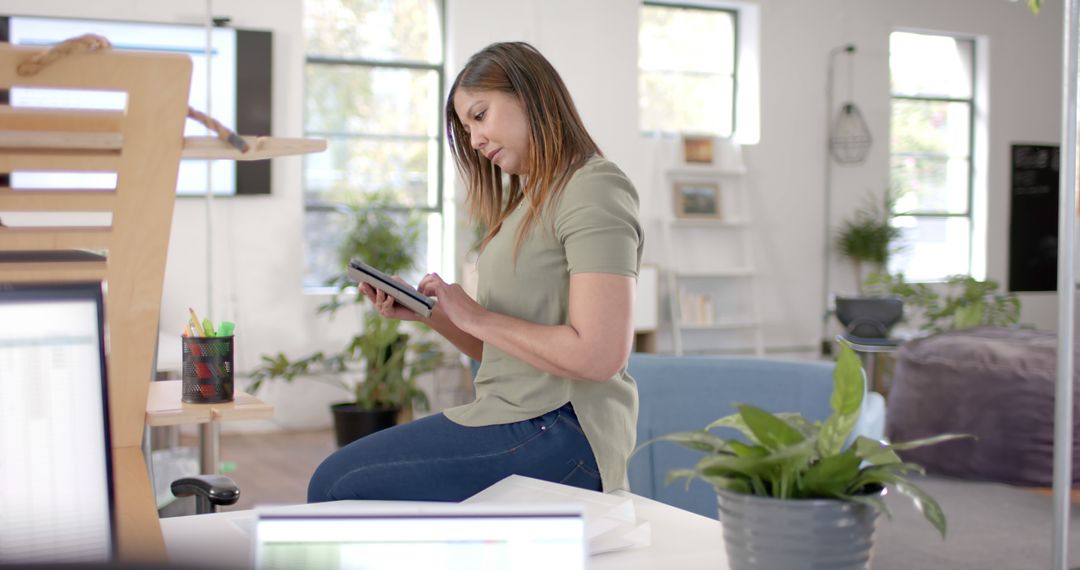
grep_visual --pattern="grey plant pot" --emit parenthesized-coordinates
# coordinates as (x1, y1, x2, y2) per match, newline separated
(717, 488, 881, 570)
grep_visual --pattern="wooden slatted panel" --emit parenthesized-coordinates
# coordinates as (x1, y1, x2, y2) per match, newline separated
(0, 226, 111, 250)
(0, 260, 107, 282)
(0, 106, 124, 133)
(0, 130, 123, 150)
(0, 188, 116, 211)
(0, 149, 120, 172)
(1, 44, 193, 562)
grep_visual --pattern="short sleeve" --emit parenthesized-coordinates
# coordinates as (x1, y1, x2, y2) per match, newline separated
(556, 164, 642, 277)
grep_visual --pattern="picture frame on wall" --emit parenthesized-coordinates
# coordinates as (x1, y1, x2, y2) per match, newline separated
(674, 181, 722, 219)
(682, 135, 715, 164)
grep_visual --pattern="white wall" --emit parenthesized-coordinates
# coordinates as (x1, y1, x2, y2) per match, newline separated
(5, 0, 1068, 393)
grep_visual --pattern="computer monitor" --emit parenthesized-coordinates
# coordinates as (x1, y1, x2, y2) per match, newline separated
(0, 281, 115, 564)
(254, 504, 586, 570)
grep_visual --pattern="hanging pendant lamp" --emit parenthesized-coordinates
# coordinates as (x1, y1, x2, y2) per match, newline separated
(829, 103, 872, 164)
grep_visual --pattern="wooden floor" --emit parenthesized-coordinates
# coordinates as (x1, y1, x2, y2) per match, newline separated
(181, 429, 338, 511)
(186, 429, 1080, 512)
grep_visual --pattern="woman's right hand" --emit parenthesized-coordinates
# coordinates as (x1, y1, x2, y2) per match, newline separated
(360, 280, 427, 323)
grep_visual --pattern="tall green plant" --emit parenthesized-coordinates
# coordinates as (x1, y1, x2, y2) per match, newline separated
(835, 194, 902, 293)
(637, 345, 969, 537)
(249, 191, 441, 412)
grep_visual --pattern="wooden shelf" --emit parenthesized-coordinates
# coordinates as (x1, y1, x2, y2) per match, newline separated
(0, 130, 326, 160)
(145, 380, 273, 427)
(181, 136, 326, 160)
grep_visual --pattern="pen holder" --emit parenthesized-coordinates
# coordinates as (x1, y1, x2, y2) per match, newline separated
(182, 336, 234, 404)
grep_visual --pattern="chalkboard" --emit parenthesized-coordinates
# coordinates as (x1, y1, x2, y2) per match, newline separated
(1009, 144, 1059, 292)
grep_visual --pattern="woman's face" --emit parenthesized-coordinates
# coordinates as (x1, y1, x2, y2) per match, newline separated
(453, 88, 531, 175)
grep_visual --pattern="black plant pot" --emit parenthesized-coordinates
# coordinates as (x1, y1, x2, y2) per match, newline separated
(330, 403, 400, 447)
(835, 295, 904, 339)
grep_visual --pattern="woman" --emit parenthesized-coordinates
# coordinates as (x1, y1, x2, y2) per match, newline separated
(308, 41, 642, 502)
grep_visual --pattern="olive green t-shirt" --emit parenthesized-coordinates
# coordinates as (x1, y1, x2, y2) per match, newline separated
(444, 156, 643, 492)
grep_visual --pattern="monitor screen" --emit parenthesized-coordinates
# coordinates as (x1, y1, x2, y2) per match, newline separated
(0, 282, 115, 564)
(254, 506, 586, 570)
(1, 15, 272, 196)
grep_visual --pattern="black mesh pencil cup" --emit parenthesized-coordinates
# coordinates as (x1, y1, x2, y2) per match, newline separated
(181, 336, 234, 404)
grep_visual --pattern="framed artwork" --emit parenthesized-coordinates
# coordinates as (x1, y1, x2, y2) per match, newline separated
(674, 181, 722, 219)
(682, 135, 714, 164)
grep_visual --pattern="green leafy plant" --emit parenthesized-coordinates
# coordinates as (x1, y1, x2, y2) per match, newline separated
(249, 191, 442, 412)
(834, 194, 903, 293)
(638, 345, 969, 537)
(864, 272, 1020, 334)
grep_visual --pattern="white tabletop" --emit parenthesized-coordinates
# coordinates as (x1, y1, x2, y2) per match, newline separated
(160, 492, 729, 569)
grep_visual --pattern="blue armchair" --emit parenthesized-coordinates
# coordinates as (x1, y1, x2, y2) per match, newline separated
(627, 353, 886, 519)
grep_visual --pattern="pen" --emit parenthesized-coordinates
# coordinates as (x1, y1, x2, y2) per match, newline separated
(188, 308, 205, 337)
(202, 318, 216, 337)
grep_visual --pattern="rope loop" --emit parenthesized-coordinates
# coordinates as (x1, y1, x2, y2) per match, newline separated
(16, 34, 112, 77)
(14, 33, 249, 153)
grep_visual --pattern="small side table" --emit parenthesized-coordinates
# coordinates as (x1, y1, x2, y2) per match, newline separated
(146, 380, 273, 474)
(836, 334, 902, 396)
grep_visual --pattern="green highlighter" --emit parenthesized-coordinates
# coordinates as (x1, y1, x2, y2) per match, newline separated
(202, 318, 216, 337)
(218, 321, 236, 337)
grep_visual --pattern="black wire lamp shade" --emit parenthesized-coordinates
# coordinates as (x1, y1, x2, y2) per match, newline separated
(829, 103, 872, 164)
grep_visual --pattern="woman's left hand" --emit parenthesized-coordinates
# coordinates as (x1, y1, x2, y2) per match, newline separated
(417, 272, 486, 334)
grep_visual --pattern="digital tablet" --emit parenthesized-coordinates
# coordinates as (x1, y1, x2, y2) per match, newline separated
(347, 258, 435, 318)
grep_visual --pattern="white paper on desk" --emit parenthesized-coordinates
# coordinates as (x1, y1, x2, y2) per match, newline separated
(463, 475, 651, 555)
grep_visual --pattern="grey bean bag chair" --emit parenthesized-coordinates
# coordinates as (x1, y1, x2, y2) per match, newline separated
(887, 326, 1080, 486)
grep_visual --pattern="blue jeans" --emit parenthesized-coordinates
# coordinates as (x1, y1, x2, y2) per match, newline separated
(307, 402, 601, 503)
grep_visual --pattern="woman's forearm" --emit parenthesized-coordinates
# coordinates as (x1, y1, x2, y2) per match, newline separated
(425, 305, 484, 362)
(465, 310, 630, 382)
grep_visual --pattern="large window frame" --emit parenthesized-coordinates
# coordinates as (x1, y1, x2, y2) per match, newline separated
(638, 1, 739, 138)
(302, 0, 446, 291)
(888, 31, 978, 281)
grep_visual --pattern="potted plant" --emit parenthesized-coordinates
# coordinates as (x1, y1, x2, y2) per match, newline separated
(639, 345, 967, 569)
(834, 193, 902, 294)
(864, 272, 1021, 334)
(832, 193, 905, 342)
(249, 191, 443, 447)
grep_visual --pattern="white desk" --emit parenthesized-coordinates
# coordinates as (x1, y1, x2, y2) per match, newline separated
(160, 492, 729, 569)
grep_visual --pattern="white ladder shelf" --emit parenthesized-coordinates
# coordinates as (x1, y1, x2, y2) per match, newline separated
(659, 142, 765, 356)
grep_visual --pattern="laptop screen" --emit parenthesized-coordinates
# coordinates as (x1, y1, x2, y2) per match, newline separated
(0, 282, 115, 564)
(254, 506, 586, 570)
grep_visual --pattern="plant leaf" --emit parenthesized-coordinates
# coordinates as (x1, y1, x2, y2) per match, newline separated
(701, 474, 752, 494)
(697, 452, 774, 479)
(818, 345, 865, 456)
(635, 431, 733, 455)
(705, 412, 759, 443)
(738, 404, 805, 452)
(800, 450, 862, 497)
(853, 436, 902, 466)
(889, 433, 974, 451)
(846, 492, 892, 519)
(776, 413, 821, 438)
(664, 469, 699, 490)
(892, 478, 948, 539)
(728, 440, 769, 459)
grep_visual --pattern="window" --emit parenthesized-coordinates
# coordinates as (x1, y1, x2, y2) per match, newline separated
(638, 2, 737, 137)
(303, 0, 444, 289)
(888, 31, 976, 281)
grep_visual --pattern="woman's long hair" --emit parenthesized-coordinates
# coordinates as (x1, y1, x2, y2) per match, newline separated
(446, 42, 601, 256)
